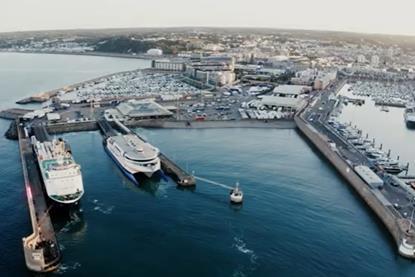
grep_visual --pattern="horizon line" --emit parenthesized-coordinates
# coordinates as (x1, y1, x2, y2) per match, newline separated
(1, 25, 415, 39)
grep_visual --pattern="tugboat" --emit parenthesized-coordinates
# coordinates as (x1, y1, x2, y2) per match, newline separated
(230, 182, 243, 204)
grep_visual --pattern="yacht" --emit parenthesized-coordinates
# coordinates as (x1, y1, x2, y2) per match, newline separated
(32, 137, 84, 205)
(365, 147, 386, 160)
(104, 133, 161, 184)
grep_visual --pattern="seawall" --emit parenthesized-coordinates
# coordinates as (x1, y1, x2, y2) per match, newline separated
(294, 114, 413, 258)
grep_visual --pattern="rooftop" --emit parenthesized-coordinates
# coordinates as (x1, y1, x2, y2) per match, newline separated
(116, 99, 173, 118)
(259, 95, 303, 108)
(272, 85, 310, 95)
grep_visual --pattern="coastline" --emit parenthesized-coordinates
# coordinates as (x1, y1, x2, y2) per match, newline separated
(0, 50, 167, 61)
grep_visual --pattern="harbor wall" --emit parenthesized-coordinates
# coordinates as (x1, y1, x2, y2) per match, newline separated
(46, 121, 99, 135)
(126, 119, 296, 129)
(294, 115, 404, 252)
(5, 119, 296, 140)
(17, 121, 61, 272)
(5, 121, 18, 140)
(0, 108, 33, 120)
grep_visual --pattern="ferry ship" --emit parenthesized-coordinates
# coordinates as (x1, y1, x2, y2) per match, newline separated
(404, 104, 415, 128)
(31, 137, 84, 205)
(104, 133, 161, 184)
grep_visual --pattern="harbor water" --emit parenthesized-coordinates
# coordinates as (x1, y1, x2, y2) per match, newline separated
(337, 93, 415, 175)
(1, 53, 415, 276)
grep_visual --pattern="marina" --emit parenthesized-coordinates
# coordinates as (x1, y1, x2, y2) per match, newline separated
(2, 52, 415, 276)
(344, 80, 415, 108)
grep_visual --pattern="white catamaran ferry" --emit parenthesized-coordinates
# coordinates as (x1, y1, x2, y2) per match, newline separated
(104, 133, 161, 184)
(31, 137, 84, 205)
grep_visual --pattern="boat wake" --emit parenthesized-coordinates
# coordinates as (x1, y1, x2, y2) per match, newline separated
(55, 262, 81, 274)
(233, 237, 258, 262)
(232, 236, 259, 277)
(91, 199, 114, 215)
(59, 211, 83, 233)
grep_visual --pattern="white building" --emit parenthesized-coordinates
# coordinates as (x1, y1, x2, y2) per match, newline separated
(252, 85, 309, 112)
(152, 60, 185, 72)
(291, 68, 318, 85)
(357, 54, 366, 64)
(146, 48, 163, 56)
(313, 71, 337, 90)
(185, 55, 236, 86)
(272, 85, 311, 95)
(47, 113, 61, 122)
(371, 55, 380, 68)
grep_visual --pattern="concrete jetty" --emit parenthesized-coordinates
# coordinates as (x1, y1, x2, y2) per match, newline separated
(17, 119, 61, 272)
(0, 108, 33, 120)
(158, 153, 196, 186)
(295, 93, 415, 259)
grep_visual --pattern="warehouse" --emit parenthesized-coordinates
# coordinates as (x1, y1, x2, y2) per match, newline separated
(354, 165, 384, 189)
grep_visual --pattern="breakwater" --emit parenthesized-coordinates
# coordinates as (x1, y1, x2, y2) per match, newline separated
(294, 113, 415, 258)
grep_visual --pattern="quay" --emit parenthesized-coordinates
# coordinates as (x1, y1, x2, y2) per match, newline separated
(374, 100, 406, 108)
(158, 153, 196, 186)
(4, 118, 295, 140)
(295, 85, 415, 259)
(0, 108, 33, 120)
(97, 119, 196, 186)
(16, 119, 61, 272)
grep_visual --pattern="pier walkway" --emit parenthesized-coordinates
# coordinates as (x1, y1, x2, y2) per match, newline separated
(159, 153, 196, 186)
(97, 119, 117, 138)
(32, 125, 51, 142)
(17, 120, 61, 272)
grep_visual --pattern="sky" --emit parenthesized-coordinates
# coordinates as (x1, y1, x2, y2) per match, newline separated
(1, 0, 414, 36)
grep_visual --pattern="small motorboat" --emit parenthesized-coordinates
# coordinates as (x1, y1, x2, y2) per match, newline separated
(230, 182, 243, 204)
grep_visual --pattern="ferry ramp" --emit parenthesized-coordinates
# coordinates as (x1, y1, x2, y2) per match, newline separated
(97, 119, 118, 138)
(32, 125, 51, 142)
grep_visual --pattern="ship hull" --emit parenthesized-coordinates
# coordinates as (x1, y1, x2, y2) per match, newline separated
(104, 144, 140, 184)
(104, 143, 162, 184)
